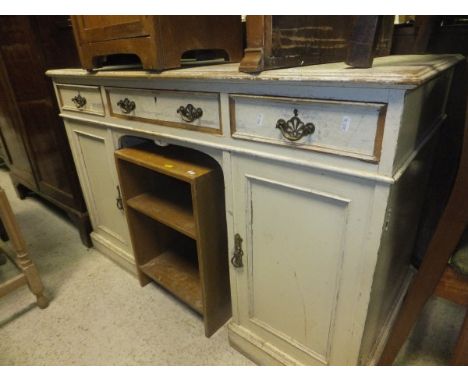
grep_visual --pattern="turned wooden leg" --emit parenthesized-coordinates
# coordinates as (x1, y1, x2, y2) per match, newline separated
(0, 187, 49, 308)
(21, 262, 49, 308)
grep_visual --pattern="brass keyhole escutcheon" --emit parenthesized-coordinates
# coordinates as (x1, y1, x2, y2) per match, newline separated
(231, 233, 244, 268)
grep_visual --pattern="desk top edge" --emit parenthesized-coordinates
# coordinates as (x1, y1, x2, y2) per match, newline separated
(46, 54, 464, 89)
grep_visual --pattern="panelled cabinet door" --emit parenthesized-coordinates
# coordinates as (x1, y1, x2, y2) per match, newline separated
(229, 154, 374, 365)
(0, 56, 36, 189)
(64, 120, 132, 259)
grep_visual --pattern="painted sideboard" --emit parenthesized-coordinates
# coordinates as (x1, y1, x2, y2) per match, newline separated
(47, 54, 463, 365)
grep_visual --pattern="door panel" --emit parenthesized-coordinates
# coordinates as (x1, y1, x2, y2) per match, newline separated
(19, 99, 74, 202)
(0, 51, 36, 188)
(0, 15, 86, 211)
(230, 154, 371, 365)
(66, 121, 131, 253)
(247, 176, 349, 357)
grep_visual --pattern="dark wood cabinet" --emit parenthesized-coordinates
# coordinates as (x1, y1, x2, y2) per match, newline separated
(71, 16, 243, 70)
(239, 16, 395, 73)
(0, 57, 35, 188)
(0, 16, 91, 246)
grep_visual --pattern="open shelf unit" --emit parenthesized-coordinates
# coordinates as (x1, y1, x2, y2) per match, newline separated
(115, 143, 230, 337)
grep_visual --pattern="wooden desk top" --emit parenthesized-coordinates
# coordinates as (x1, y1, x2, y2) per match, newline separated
(47, 54, 464, 89)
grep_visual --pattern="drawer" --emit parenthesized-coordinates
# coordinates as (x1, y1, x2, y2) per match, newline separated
(229, 94, 387, 162)
(106, 87, 222, 134)
(56, 84, 105, 116)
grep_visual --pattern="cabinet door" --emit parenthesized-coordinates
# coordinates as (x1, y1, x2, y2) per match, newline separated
(0, 16, 85, 211)
(64, 120, 132, 260)
(0, 50, 36, 189)
(229, 154, 374, 365)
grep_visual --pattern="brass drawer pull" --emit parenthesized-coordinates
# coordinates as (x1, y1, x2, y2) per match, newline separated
(177, 104, 203, 122)
(117, 98, 136, 114)
(231, 233, 244, 268)
(276, 109, 315, 142)
(71, 94, 86, 109)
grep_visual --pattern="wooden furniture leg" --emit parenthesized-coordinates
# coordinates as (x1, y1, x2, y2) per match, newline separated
(0, 218, 8, 241)
(345, 16, 381, 68)
(378, 62, 468, 365)
(452, 311, 468, 365)
(12, 181, 30, 200)
(239, 16, 271, 73)
(66, 210, 92, 248)
(0, 187, 48, 308)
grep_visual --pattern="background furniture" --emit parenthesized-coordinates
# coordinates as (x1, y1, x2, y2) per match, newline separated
(239, 16, 394, 73)
(0, 16, 91, 247)
(71, 16, 243, 71)
(115, 143, 230, 337)
(47, 54, 461, 364)
(391, 16, 468, 267)
(0, 129, 8, 165)
(0, 186, 48, 308)
(436, 239, 468, 365)
(378, 62, 468, 365)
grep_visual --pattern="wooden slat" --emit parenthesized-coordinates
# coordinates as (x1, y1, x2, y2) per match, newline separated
(127, 193, 196, 239)
(434, 266, 468, 305)
(139, 247, 203, 314)
(190, 170, 230, 337)
(0, 273, 27, 298)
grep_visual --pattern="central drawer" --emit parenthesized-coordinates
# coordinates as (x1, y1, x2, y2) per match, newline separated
(229, 94, 387, 162)
(106, 87, 222, 134)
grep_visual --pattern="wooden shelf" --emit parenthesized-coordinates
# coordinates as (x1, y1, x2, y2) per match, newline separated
(115, 146, 213, 183)
(127, 193, 196, 239)
(139, 245, 203, 314)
